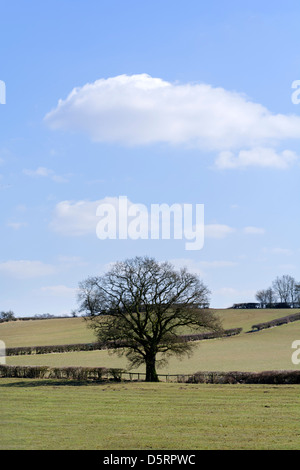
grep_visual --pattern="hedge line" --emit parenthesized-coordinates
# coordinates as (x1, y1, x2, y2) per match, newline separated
(188, 370, 300, 384)
(180, 327, 242, 342)
(0, 365, 124, 381)
(0, 316, 71, 323)
(250, 312, 300, 332)
(5, 341, 114, 356)
(1, 365, 299, 384)
(6, 328, 243, 356)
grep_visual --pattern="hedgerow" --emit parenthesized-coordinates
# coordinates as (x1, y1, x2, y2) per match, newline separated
(250, 312, 300, 332)
(0, 364, 122, 381)
(6, 328, 243, 357)
(189, 370, 300, 384)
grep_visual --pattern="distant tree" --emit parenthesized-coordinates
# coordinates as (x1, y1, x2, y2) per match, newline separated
(272, 275, 297, 304)
(34, 313, 55, 319)
(295, 285, 300, 304)
(255, 288, 277, 307)
(78, 256, 222, 382)
(256, 289, 267, 307)
(265, 287, 277, 305)
(0, 310, 15, 322)
(78, 277, 105, 317)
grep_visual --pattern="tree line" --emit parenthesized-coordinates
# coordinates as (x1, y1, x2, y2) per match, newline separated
(256, 275, 300, 308)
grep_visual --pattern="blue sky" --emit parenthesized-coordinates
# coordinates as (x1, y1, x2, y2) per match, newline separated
(0, 0, 299, 316)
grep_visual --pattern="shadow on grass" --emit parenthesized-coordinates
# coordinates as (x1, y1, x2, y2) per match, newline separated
(0, 379, 109, 388)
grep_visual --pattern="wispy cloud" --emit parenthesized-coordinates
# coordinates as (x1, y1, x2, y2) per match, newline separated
(50, 198, 115, 236)
(205, 224, 236, 239)
(215, 148, 298, 169)
(6, 222, 27, 230)
(263, 247, 293, 256)
(23, 166, 69, 183)
(169, 258, 238, 275)
(0, 260, 56, 279)
(38, 285, 78, 297)
(243, 226, 265, 235)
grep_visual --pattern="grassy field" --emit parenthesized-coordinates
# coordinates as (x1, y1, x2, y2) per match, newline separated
(0, 316, 95, 348)
(1, 309, 300, 451)
(0, 308, 297, 348)
(1, 379, 299, 450)
(5, 315, 300, 374)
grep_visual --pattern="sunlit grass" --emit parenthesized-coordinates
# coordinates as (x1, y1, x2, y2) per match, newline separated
(1, 379, 299, 450)
(6, 321, 300, 374)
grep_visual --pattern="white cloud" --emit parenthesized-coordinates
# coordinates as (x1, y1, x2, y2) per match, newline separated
(50, 198, 123, 236)
(204, 224, 235, 239)
(214, 287, 257, 303)
(56, 255, 87, 266)
(168, 258, 238, 279)
(39, 285, 78, 297)
(50, 198, 236, 248)
(168, 258, 205, 277)
(6, 222, 27, 230)
(215, 148, 298, 169)
(199, 260, 238, 268)
(278, 264, 297, 271)
(0, 260, 55, 279)
(23, 167, 68, 183)
(264, 247, 293, 256)
(45, 74, 300, 165)
(243, 226, 265, 235)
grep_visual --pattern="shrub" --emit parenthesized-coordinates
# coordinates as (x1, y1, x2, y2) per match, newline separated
(0, 365, 124, 382)
(251, 312, 300, 332)
(189, 370, 300, 384)
(180, 328, 242, 342)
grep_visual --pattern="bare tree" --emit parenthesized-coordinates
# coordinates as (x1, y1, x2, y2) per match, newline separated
(272, 275, 296, 304)
(78, 277, 106, 316)
(295, 285, 300, 305)
(78, 256, 222, 382)
(255, 288, 277, 307)
(0, 310, 15, 322)
(255, 289, 266, 307)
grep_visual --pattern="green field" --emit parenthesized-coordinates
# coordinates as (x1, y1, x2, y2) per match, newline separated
(0, 308, 297, 346)
(0, 379, 299, 450)
(1, 309, 300, 450)
(0, 316, 95, 348)
(3, 310, 300, 374)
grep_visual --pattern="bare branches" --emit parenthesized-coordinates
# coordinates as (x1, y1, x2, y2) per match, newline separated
(78, 256, 222, 381)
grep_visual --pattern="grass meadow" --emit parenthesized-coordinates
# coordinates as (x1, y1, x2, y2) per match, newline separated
(1, 308, 300, 450)
(3, 310, 300, 374)
(1, 380, 299, 450)
(0, 308, 296, 348)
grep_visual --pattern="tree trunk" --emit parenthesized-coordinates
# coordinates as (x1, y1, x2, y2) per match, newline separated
(145, 354, 159, 382)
